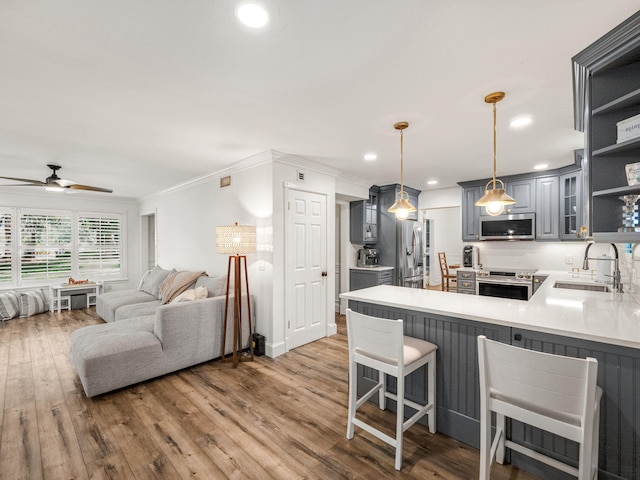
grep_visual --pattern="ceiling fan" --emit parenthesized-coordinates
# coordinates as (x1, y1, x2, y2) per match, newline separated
(0, 164, 113, 193)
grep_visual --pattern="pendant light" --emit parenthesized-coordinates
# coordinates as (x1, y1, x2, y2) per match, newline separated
(475, 91, 516, 216)
(387, 121, 417, 220)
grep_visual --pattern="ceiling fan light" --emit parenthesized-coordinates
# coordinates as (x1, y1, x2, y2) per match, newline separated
(44, 185, 64, 192)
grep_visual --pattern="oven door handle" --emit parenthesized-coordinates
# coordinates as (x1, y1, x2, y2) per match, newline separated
(477, 278, 530, 286)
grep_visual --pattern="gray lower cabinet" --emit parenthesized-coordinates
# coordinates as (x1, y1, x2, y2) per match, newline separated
(349, 269, 393, 291)
(348, 300, 639, 480)
(456, 270, 476, 294)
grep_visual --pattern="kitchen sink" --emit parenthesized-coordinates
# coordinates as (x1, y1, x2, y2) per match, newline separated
(553, 281, 610, 292)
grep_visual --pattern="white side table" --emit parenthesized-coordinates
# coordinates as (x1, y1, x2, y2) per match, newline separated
(49, 281, 103, 313)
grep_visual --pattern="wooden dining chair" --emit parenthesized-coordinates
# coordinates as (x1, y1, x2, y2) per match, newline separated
(438, 252, 458, 292)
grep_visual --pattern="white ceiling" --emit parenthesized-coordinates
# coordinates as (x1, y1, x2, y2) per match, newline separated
(1, 1, 639, 199)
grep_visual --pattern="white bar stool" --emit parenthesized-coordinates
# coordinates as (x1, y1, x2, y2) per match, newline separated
(477, 335, 602, 480)
(346, 308, 437, 470)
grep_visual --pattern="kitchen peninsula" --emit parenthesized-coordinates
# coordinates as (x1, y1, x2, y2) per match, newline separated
(340, 273, 640, 480)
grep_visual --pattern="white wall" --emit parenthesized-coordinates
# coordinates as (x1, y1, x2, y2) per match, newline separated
(420, 187, 463, 285)
(139, 152, 274, 345)
(139, 150, 339, 358)
(0, 189, 141, 291)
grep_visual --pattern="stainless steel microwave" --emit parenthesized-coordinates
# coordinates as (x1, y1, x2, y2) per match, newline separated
(479, 213, 535, 240)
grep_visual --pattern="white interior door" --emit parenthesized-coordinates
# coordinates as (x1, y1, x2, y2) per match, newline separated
(285, 188, 327, 350)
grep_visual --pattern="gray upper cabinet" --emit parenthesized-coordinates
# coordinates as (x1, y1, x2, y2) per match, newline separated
(559, 169, 583, 240)
(505, 178, 535, 214)
(350, 187, 379, 244)
(535, 176, 559, 240)
(460, 164, 584, 241)
(572, 11, 640, 242)
(462, 186, 483, 240)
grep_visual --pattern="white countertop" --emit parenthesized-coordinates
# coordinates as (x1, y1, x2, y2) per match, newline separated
(350, 266, 394, 272)
(340, 271, 640, 350)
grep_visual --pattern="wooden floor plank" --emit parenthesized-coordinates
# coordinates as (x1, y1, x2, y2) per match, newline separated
(84, 450, 135, 480)
(0, 308, 541, 479)
(0, 403, 43, 480)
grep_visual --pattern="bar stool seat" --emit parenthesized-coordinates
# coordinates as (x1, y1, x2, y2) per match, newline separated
(477, 335, 602, 480)
(346, 308, 437, 470)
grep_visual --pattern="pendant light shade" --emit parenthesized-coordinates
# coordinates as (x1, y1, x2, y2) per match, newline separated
(475, 92, 516, 216)
(388, 121, 417, 220)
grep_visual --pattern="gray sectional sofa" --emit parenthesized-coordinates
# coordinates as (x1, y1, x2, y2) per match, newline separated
(70, 266, 254, 397)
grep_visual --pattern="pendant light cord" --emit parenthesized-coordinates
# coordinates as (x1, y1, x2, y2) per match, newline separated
(492, 100, 497, 190)
(399, 128, 404, 194)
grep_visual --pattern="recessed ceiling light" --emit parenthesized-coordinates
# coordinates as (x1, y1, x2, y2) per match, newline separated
(534, 163, 549, 170)
(510, 116, 533, 128)
(427, 180, 438, 185)
(363, 153, 377, 161)
(236, 3, 269, 28)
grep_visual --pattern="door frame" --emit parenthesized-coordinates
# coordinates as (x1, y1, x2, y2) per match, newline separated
(283, 182, 336, 353)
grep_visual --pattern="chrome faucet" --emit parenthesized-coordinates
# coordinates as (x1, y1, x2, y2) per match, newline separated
(582, 242, 593, 270)
(582, 242, 623, 292)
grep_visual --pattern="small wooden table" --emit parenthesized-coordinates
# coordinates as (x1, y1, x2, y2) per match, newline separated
(49, 281, 103, 313)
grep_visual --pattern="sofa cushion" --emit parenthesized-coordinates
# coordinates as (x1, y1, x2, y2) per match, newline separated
(115, 300, 162, 321)
(96, 290, 157, 323)
(195, 275, 227, 297)
(19, 289, 49, 317)
(70, 315, 161, 397)
(0, 291, 20, 320)
(139, 266, 174, 298)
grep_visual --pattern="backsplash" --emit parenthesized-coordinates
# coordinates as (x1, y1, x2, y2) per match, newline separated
(467, 241, 640, 295)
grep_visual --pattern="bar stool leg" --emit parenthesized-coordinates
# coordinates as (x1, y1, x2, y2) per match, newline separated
(395, 376, 405, 471)
(428, 355, 436, 433)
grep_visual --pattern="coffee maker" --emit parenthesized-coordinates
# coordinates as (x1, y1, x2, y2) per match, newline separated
(463, 245, 479, 268)
(357, 248, 379, 267)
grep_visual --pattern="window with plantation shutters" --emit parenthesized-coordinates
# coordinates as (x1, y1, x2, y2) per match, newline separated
(20, 212, 72, 280)
(78, 215, 122, 276)
(0, 210, 13, 284)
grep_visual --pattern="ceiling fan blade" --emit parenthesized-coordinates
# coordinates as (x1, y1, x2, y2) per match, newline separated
(0, 176, 45, 185)
(0, 183, 43, 187)
(68, 184, 113, 193)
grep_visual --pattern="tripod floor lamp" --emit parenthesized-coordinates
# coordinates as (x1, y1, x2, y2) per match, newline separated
(216, 222, 255, 367)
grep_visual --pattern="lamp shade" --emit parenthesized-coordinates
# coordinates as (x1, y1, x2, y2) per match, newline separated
(216, 223, 256, 255)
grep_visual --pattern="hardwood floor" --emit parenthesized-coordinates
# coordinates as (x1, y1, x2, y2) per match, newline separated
(0, 308, 540, 479)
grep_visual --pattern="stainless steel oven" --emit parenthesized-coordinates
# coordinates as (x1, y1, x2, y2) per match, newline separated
(476, 268, 536, 300)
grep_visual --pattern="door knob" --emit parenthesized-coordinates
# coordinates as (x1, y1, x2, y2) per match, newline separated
(321, 271, 328, 277)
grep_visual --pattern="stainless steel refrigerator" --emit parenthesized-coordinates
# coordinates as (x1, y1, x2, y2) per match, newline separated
(397, 219, 424, 288)
(377, 184, 424, 288)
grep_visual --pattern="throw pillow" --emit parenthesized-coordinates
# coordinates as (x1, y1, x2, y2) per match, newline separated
(138, 268, 152, 290)
(139, 266, 175, 298)
(0, 291, 20, 320)
(19, 289, 49, 317)
(170, 286, 208, 304)
(171, 289, 196, 303)
(194, 275, 227, 297)
(194, 286, 208, 299)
